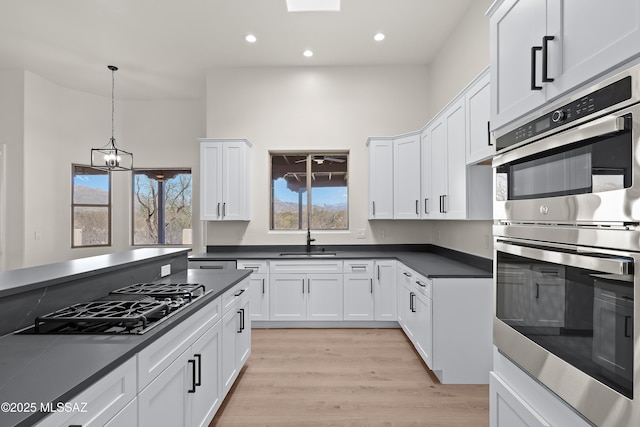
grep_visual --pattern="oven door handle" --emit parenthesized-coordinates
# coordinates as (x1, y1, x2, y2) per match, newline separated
(495, 240, 631, 275)
(493, 114, 627, 167)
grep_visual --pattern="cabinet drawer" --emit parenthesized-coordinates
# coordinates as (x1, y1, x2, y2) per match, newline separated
(270, 260, 343, 274)
(36, 358, 136, 427)
(222, 278, 250, 314)
(137, 297, 221, 392)
(237, 260, 268, 274)
(189, 260, 237, 270)
(414, 274, 432, 299)
(343, 260, 374, 274)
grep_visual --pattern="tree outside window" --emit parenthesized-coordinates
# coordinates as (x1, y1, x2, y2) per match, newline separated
(133, 169, 192, 245)
(72, 165, 111, 247)
(270, 153, 348, 230)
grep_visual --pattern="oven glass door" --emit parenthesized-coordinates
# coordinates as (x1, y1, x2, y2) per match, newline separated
(495, 114, 632, 201)
(496, 240, 634, 398)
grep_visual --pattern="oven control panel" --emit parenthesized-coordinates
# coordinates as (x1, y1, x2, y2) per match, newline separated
(496, 76, 632, 151)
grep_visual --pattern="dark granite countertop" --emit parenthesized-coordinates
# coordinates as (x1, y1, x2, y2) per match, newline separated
(0, 268, 251, 427)
(189, 244, 493, 279)
(0, 248, 191, 298)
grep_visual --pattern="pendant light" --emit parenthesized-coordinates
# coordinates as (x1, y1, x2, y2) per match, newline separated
(91, 65, 133, 171)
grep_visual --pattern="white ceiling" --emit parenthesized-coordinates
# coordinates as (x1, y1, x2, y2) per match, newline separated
(0, 0, 475, 99)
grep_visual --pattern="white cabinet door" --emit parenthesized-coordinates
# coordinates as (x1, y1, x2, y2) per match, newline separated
(269, 273, 306, 320)
(443, 99, 467, 219)
(199, 139, 250, 221)
(374, 260, 397, 321)
(414, 291, 433, 369)
(393, 133, 421, 219)
(490, 373, 550, 427)
(547, 0, 640, 99)
(343, 274, 374, 320)
(368, 139, 394, 219)
(307, 274, 343, 321)
(200, 142, 223, 220)
(221, 140, 249, 221)
(221, 306, 240, 395)
(248, 273, 269, 320)
(191, 321, 223, 427)
(420, 128, 433, 218)
(490, 0, 548, 129)
(236, 295, 252, 366)
(138, 349, 192, 427)
(429, 118, 447, 220)
(466, 70, 493, 164)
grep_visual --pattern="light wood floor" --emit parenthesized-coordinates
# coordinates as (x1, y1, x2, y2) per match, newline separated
(210, 328, 489, 426)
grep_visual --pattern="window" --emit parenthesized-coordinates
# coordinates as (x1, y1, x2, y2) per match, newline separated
(133, 169, 192, 245)
(270, 153, 348, 230)
(72, 165, 111, 247)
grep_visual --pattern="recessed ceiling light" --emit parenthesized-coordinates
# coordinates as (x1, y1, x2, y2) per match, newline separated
(286, 0, 340, 12)
(374, 33, 385, 42)
(245, 34, 257, 43)
(303, 50, 314, 57)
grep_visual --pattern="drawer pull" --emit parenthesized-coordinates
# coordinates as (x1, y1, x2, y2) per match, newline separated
(234, 289, 245, 297)
(416, 280, 426, 288)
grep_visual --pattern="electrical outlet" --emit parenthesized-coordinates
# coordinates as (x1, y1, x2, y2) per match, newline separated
(161, 264, 171, 277)
(378, 228, 385, 238)
(356, 229, 366, 239)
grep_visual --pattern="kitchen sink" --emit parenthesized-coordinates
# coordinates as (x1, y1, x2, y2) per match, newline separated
(278, 252, 337, 257)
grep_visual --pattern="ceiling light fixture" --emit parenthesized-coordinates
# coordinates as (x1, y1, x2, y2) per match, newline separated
(286, 0, 340, 12)
(90, 65, 133, 171)
(374, 33, 385, 42)
(303, 50, 314, 57)
(245, 34, 257, 43)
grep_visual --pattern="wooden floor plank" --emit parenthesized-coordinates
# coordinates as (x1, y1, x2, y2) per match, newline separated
(210, 328, 489, 426)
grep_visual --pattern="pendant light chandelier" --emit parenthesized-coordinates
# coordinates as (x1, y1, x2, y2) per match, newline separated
(91, 65, 133, 171)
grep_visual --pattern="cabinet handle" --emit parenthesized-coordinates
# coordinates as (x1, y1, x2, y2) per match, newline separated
(200, 265, 223, 269)
(237, 310, 243, 333)
(240, 308, 245, 331)
(188, 359, 197, 393)
(403, 272, 412, 278)
(487, 121, 493, 146)
(194, 354, 202, 386)
(377, 265, 380, 280)
(442, 195, 447, 213)
(223, 202, 226, 217)
(302, 279, 305, 294)
(217, 202, 221, 217)
(234, 289, 245, 297)
(370, 278, 373, 294)
(535, 283, 540, 299)
(531, 45, 543, 90)
(542, 36, 554, 83)
(439, 195, 443, 213)
(262, 278, 265, 294)
(416, 280, 425, 288)
(425, 198, 429, 214)
(625, 315, 633, 338)
(372, 201, 376, 216)
(351, 265, 368, 271)
(415, 200, 419, 215)
(308, 279, 311, 294)
(409, 292, 416, 312)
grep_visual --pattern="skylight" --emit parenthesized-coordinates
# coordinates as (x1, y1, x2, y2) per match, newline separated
(286, 0, 340, 12)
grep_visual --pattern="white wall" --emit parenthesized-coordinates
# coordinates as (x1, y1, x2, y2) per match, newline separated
(205, 65, 434, 247)
(427, 0, 494, 259)
(1, 71, 204, 269)
(0, 70, 25, 270)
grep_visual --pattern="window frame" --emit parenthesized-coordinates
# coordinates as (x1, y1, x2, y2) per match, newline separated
(71, 164, 112, 248)
(131, 167, 193, 246)
(269, 151, 349, 231)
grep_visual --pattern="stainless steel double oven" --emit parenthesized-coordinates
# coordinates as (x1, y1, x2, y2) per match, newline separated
(493, 64, 640, 426)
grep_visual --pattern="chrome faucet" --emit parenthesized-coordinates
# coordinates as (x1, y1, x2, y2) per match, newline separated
(306, 228, 315, 253)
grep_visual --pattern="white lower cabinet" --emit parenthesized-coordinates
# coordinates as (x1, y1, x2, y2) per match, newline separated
(397, 262, 492, 384)
(221, 280, 251, 396)
(491, 348, 591, 427)
(343, 260, 375, 320)
(374, 260, 397, 321)
(105, 397, 137, 427)
(237, 260, 269, 321)
(269, 260, 344, 321)
(35, 357, 137, 427)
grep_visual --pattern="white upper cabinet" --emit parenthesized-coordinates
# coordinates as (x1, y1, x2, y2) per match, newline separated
(420, 126, 433, 219)
(367, 138, 394, 219)
(199, 138, 251, 221)
(490, 0, 640, 130)
(465, 69, 493, 164)
(431, 98, 467, 219)
(393, 133, 421, 219)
